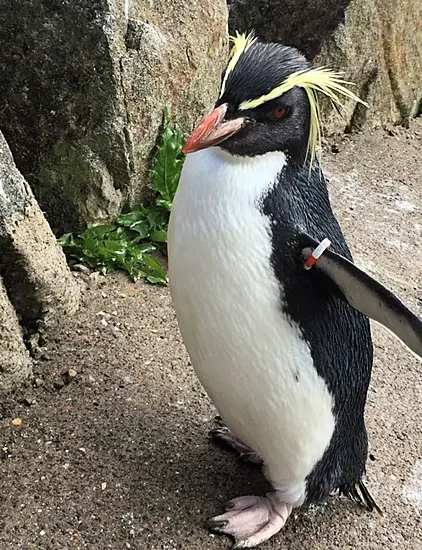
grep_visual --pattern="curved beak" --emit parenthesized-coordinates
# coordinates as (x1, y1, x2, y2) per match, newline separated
(182, 103, 245, 154)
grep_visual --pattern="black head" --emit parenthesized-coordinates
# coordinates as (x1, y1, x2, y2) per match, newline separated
(183, 37, 312, 163)
(216, 40, 311, 159)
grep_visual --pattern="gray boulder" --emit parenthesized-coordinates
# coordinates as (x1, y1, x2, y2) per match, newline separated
(0, 0, 228, 232)
(0, 130, 80, 389)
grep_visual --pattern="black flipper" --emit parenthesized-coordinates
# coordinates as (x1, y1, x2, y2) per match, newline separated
(300, 234, 422, 359)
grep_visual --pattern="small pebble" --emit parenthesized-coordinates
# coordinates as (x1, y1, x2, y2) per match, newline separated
(73, 264, 91, 274)
(22, 397, 33, 407)
(54, 379, 65, 391)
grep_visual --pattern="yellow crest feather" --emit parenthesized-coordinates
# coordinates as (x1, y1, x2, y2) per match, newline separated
(239, 67, 368, 170)
(219, 31, 257, 97)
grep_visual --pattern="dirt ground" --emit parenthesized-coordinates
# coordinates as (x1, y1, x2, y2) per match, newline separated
(1, 119, 421, 550)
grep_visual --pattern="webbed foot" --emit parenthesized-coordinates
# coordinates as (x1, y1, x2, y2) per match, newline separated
(208, 493, 292, 548)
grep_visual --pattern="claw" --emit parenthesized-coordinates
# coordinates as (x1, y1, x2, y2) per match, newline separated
(210, 426, 229, 437)
(209, 425, 263, 465)
(238, 452, 263, 466)
(208, 493, 292, 548)
(224, 500, 237, 511)
(208, 518, 229, 532)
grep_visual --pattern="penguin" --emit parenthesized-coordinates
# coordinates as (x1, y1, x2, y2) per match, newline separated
(167, 33, 422, 549)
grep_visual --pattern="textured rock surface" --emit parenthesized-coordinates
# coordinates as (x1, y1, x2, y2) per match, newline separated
(0, 131, 80, 338)
(228, 0, 422, 131)
(0, 277, 32, 391)
(0, 0, 228, 232)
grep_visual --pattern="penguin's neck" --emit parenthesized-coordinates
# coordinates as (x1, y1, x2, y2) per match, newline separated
(179, 147, 288, 208)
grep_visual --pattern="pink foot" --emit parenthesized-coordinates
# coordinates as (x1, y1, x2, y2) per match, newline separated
(210, 426, 263, 465)
(208, 493, 293, 548)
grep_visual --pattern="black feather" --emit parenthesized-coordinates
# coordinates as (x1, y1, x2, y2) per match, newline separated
(339, 480, 382, 514)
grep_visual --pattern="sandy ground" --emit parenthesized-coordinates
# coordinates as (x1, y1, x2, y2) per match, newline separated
(1, 120, 421, 550)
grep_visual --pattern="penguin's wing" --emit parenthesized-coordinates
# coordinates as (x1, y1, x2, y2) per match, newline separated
(300, 235, 422, 359)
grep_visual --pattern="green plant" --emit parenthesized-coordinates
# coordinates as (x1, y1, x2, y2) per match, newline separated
(58, 107, 185, 285)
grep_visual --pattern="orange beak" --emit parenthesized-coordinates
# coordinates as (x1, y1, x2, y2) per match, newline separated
(182, 103, 245, 154)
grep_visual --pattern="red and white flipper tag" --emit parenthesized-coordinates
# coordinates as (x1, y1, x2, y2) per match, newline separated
(304, 238, 332, 270)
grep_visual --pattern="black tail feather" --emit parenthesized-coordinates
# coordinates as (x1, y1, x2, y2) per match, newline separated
(340, 480, 383, 515)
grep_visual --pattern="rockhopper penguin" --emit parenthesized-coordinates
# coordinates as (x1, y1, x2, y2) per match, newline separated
(167, 33, 422, 549)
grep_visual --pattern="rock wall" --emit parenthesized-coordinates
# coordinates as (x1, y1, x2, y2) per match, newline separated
(0, 0, 228, 232)
(228, 0, 422, 132)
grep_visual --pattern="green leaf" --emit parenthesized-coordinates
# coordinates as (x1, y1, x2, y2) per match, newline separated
(83, 236, 100, 254)
(57, 233, 73, 246)
(146, 274, 167, 285)
(84, 224, 116, 238)
(142, 254, 167, 285)
(155, 198, 172, 210)
(117, 208, 148, 227)
(129, 221, 151, 238)
(150, 106, 185, 209)
(149, 229, 167, 243)
(137, 242, 156, 253)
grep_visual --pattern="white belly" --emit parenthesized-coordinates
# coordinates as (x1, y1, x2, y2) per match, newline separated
(168, 147, 335, 505)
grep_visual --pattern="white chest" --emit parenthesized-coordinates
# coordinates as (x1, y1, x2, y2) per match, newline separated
(168, 148, 335, 504)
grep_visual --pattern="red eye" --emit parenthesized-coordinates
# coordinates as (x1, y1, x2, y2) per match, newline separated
(268, 106, 289, 120)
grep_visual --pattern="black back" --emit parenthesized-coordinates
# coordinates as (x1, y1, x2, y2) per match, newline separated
(260, 158, 373, 502)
